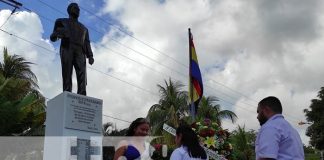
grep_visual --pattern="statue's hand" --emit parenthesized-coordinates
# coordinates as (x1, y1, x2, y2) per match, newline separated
(88, 57, 94, 65)
(50, 32, 58, 42)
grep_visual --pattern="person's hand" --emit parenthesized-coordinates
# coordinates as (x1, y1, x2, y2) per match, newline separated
(88, 57, 94, 65)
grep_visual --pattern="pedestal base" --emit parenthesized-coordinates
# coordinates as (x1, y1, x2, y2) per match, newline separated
(43, 92, 103, 160)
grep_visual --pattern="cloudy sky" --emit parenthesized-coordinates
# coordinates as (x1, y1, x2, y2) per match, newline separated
(1, 0, 323, 145)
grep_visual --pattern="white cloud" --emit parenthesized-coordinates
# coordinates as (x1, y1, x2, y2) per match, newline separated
(2, 0, 324, 146)
(0, 10, 60, 98)
(98, 0, 324, 145)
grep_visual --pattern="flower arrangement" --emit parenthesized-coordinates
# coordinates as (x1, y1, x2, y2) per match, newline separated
(191, 119, 233, 160)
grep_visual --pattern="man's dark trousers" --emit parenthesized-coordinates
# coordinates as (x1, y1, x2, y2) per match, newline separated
(60, 44, 86, 95)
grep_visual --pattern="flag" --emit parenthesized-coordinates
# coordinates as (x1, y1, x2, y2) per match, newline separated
(188, 28, 203, 117)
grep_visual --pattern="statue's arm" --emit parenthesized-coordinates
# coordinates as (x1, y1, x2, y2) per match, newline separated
(84, 29, 94, 65)
(50, 20, 59, 42)
(50, 19, 66, 42)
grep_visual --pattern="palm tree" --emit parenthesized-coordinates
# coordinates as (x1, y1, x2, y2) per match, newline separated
(0, 47, 38, 89)
(19, 89, 46, 136)
(0, 73, 45, 135)
(197, 96, 237, 125)
(230, 125, 256, 160)
(0, 48, 45, 136)
(0, 74, 45, 135)
(147, 78, 188, 136)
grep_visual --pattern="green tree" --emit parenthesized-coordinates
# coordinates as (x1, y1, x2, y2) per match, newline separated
(147, 79, 188, 135)
(146, 79, 188, 147)
(0, 76, 45, 135)
(0, 48, 45, 136)
(197, 96, 237, 125)
(0, 47, 38, 89)
(230, 125, 256, 160)
(304, 87, 324, 150)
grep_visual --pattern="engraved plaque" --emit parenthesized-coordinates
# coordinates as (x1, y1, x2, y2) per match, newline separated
(65, 93, 102, 133)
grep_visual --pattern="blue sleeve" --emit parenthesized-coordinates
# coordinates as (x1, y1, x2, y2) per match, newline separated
(256, 126, 280, 159)
(170, 148, 182, 160)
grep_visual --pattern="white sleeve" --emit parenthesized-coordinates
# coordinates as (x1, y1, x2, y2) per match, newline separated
(170, 148, 183, 160)
(256, 126, 280, 159)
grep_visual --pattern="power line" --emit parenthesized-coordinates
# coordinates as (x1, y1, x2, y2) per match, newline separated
(0, 0, 22, 28)
(88, 66, 159, 96)
(21, 6, 189, 88)
(208, 79, 259, 103)
(19, 6, 250, 114)
(35, 0, 188, 78)
(33, 0, 264, 112)
(18, 5, 195, 101)
(0, 0, 22, 8)
(1, 3, 304, 126)
(219, 95, 301, 125)
(0, 28, 56, 55)
(37, 0, 67, 16)
(76, 3, 188, 69)
(0, 12, 12, 29)
(204, 85, 303, 123)
(1, 6, 304, 123)
(0, 28, 160, 97)
(0, 20, 303, 124)
(44, 94, 298, 129)
(103, 114, 131, 123)
(29, 1, 187, 78)
(0, 28, 251, 126)
(26, 2, 258, 108)
(0, 7, 17, 29)
(43, 95, 132, 124)
(73, 4, 264, 106)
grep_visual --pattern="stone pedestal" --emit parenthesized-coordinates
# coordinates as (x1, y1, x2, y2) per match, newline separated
(43, 91, 103, 160)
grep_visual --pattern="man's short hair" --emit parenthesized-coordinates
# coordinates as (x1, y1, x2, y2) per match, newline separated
(259, 96, 282, 113)
(67, 3, 79, 15)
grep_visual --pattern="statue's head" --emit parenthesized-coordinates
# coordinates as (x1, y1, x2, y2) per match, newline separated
(67, 3, 80, 19)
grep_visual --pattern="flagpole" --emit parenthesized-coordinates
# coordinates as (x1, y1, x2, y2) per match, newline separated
(188, 28, 195, 121)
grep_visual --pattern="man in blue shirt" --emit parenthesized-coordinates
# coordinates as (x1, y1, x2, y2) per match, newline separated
(255, 96, 304, 160)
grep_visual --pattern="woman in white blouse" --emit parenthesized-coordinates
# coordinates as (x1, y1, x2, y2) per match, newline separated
(170, 125, 207, 160)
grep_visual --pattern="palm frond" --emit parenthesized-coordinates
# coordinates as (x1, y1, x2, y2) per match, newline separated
(218, 110, 238, 123)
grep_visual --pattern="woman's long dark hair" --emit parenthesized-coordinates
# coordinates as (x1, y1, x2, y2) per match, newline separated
(176, 125, 207, 159)
(125, 117, 149, 136)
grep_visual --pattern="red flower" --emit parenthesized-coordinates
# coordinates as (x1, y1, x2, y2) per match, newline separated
(208, 129, 215, 137)
(199, 129, 208, 137)
(153, 144, 162, 151)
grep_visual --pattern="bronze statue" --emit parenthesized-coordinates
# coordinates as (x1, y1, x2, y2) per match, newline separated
(50, 3, 94, 96)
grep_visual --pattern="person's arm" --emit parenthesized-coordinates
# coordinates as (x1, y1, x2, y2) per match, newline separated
(170, 148, 182, 160)
(113, 140, 128, 160)
(256, 126, 280, 159)
(113, 145, 127, 160)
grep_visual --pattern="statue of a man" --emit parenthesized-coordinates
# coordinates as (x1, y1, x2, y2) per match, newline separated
(50, 3, 94, 95)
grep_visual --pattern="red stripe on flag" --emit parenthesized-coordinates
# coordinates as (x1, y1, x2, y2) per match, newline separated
(193, 79, 202, 96)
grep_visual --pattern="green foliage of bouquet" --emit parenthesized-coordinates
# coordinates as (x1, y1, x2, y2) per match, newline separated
(191, 118, 234, 160)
